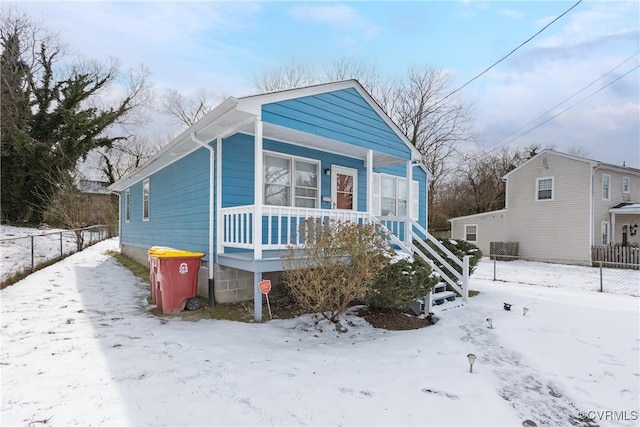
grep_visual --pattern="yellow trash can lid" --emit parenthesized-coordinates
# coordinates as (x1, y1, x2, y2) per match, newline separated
(148, 246, 175, 255)
(152, 248, 205, 258)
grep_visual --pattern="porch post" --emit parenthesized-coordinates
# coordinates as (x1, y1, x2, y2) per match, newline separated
(254, 118, 263, 260)
(254, 271, 263, 321)
(405, 159, 413, 246)
(366, 149, 373, 215)
(611, 213, 616, 244)
(216, 137, 223, 255)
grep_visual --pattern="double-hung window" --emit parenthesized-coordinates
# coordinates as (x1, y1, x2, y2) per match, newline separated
(125, 188, 131, 223)
(622, 176, 630, 194)
(375, 174, 419, 220)
(142, 178, 150, 221)
(465, 224, 478, 242)
(264, 153, 319, 208)
(536, 177, 553, 201)
(601, 221, 610, 245)
(602, 174, 611, 201)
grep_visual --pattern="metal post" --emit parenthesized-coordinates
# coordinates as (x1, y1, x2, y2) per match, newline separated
(599, 261, 603, 292)
(59, 232, 63, 257)
(31, 235, 35, 273)
(493, 256, 497, 281)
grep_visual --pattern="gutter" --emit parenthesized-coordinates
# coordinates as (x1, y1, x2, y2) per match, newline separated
(190, 131, 216, 307)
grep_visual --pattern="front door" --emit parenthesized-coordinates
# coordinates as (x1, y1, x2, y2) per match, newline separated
(331, 166, 357, 210)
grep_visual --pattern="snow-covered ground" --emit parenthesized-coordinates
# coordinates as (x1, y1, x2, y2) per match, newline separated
(1, 239, 639, 426)
(0, 225, 107, 283)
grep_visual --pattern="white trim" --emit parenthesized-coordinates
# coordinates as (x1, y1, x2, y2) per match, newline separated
(601, 220, 611, 245)
(366, 150, 373, 214)
(535, 176, 554, 202)
(331, 165, 358, 211)
(216, 137, 223, 255)
(142, 178, 150, 221)
(254, 119, 263, 260)
(464, 224, 478, 243)
(602, 173, 611, 201)
(449, 209, 507, 222)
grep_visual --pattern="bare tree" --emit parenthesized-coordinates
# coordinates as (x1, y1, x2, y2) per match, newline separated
(95, 136, 161, 184)
(253, 58, 318, 93)
(159, 87, 222, 128)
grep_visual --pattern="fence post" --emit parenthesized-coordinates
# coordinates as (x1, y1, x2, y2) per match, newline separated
(493, 256, 497, 281)
(59, 232, 63, 258)
(30, 235, 35, 273)
(462, 255, 470, 302)
(599, 261, 603, 292)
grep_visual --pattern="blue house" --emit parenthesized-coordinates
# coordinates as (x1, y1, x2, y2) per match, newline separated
(110, 80, 469, 320)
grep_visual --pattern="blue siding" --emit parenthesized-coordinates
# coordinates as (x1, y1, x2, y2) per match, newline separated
(120, 147, 211, 259)
(262, 88, 411, 160)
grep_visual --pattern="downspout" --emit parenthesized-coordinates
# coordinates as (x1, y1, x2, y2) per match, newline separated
(191, 131, 216, 307)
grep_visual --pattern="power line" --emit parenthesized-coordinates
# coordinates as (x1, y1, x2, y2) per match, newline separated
(442, 0, 583, 103)
(484, 52, 640, 152)
(485, 63, 639, 155)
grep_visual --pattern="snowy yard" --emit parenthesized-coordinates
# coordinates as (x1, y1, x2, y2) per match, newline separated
(1, 239, 639, 426)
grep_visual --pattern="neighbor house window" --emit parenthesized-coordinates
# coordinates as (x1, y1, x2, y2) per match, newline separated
(465, 224, 478, 242)
(125, 188, 131, 223)
(264, 153, 318, 208)
(622, 176, 630, 193)
(536, 177, 554, 201)
(601, 221, 610, 245)
(142, 178, 150, 221)
(602, 174, 610, 201)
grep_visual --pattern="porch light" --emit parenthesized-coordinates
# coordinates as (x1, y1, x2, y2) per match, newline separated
(486, 318, 493, 329)
(467, 353, 477, 373)
(324, 168, 331, 175)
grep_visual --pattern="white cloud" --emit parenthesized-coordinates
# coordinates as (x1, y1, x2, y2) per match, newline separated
(499, 9, 524, 19)
(289, 4, 380, 39)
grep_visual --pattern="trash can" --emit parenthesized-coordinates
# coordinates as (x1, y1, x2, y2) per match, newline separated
(153, 248, 205, 315)
(148, 246, 174, 304)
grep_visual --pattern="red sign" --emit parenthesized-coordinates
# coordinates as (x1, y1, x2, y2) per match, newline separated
(258, 279, 272, 294)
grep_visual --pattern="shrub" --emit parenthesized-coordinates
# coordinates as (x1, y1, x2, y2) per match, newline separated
(423, 238, 482, 276)
(369, 253, 439, 311)
(282, 218, 393, 323)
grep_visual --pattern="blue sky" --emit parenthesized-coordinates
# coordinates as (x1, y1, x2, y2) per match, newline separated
(8, 0, 640, 167)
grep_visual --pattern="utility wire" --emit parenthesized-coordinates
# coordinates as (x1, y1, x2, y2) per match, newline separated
(485, 64, 639, 155)
(441, 0, 583, 103)
(484, 52, 640, 152)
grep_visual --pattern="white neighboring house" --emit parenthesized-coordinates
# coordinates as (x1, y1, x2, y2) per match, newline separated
(449, 150, 640, 265)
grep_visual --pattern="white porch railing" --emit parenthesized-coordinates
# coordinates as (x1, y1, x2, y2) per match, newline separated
(219, 205, 469, 300)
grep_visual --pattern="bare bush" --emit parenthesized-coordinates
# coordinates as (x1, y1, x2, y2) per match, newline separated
(282, 219, 393, 324)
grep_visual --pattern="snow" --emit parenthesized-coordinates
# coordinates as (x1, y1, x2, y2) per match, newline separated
(1, 239, 639, 426)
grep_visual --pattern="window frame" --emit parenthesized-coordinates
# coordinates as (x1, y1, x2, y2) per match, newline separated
(142, 178, 150, 221)
(602, 174, 611, 201)
(601, 221, 610, 245)
(380, 173, 409, 217)
(464, 224, 478, 242)
(125, 188, 131, 223)
(622, 176, 630, 194)
(535, 177, 554, 201)
(263, 151, 320, 208)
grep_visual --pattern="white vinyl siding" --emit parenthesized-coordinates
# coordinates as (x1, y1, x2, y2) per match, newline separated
(536, 177, 554, 201)
(264, 153, 319, 208)
(142, 178, 150, 221)
(602, 174, 611, 201)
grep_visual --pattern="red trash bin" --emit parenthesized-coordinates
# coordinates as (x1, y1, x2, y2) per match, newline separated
(148, 246, 173, 304)
(153, 249, 205, 314)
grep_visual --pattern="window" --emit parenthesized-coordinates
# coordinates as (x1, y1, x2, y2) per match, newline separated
(602, 174, 610, 201)
(143, 178, 150, 221)
(375, 174, 419, 219)
(622, 176, 630, 194)
(601, 221, 610, 245)
(536, 177, 553, 201)
(264, 153, 318, 208)
(125, 188, 131, 223)
(465, 224, 478, 242)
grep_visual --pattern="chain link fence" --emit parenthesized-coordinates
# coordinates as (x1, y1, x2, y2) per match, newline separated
(1, 225, 114, 288)
(473, 255, 640, 297)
